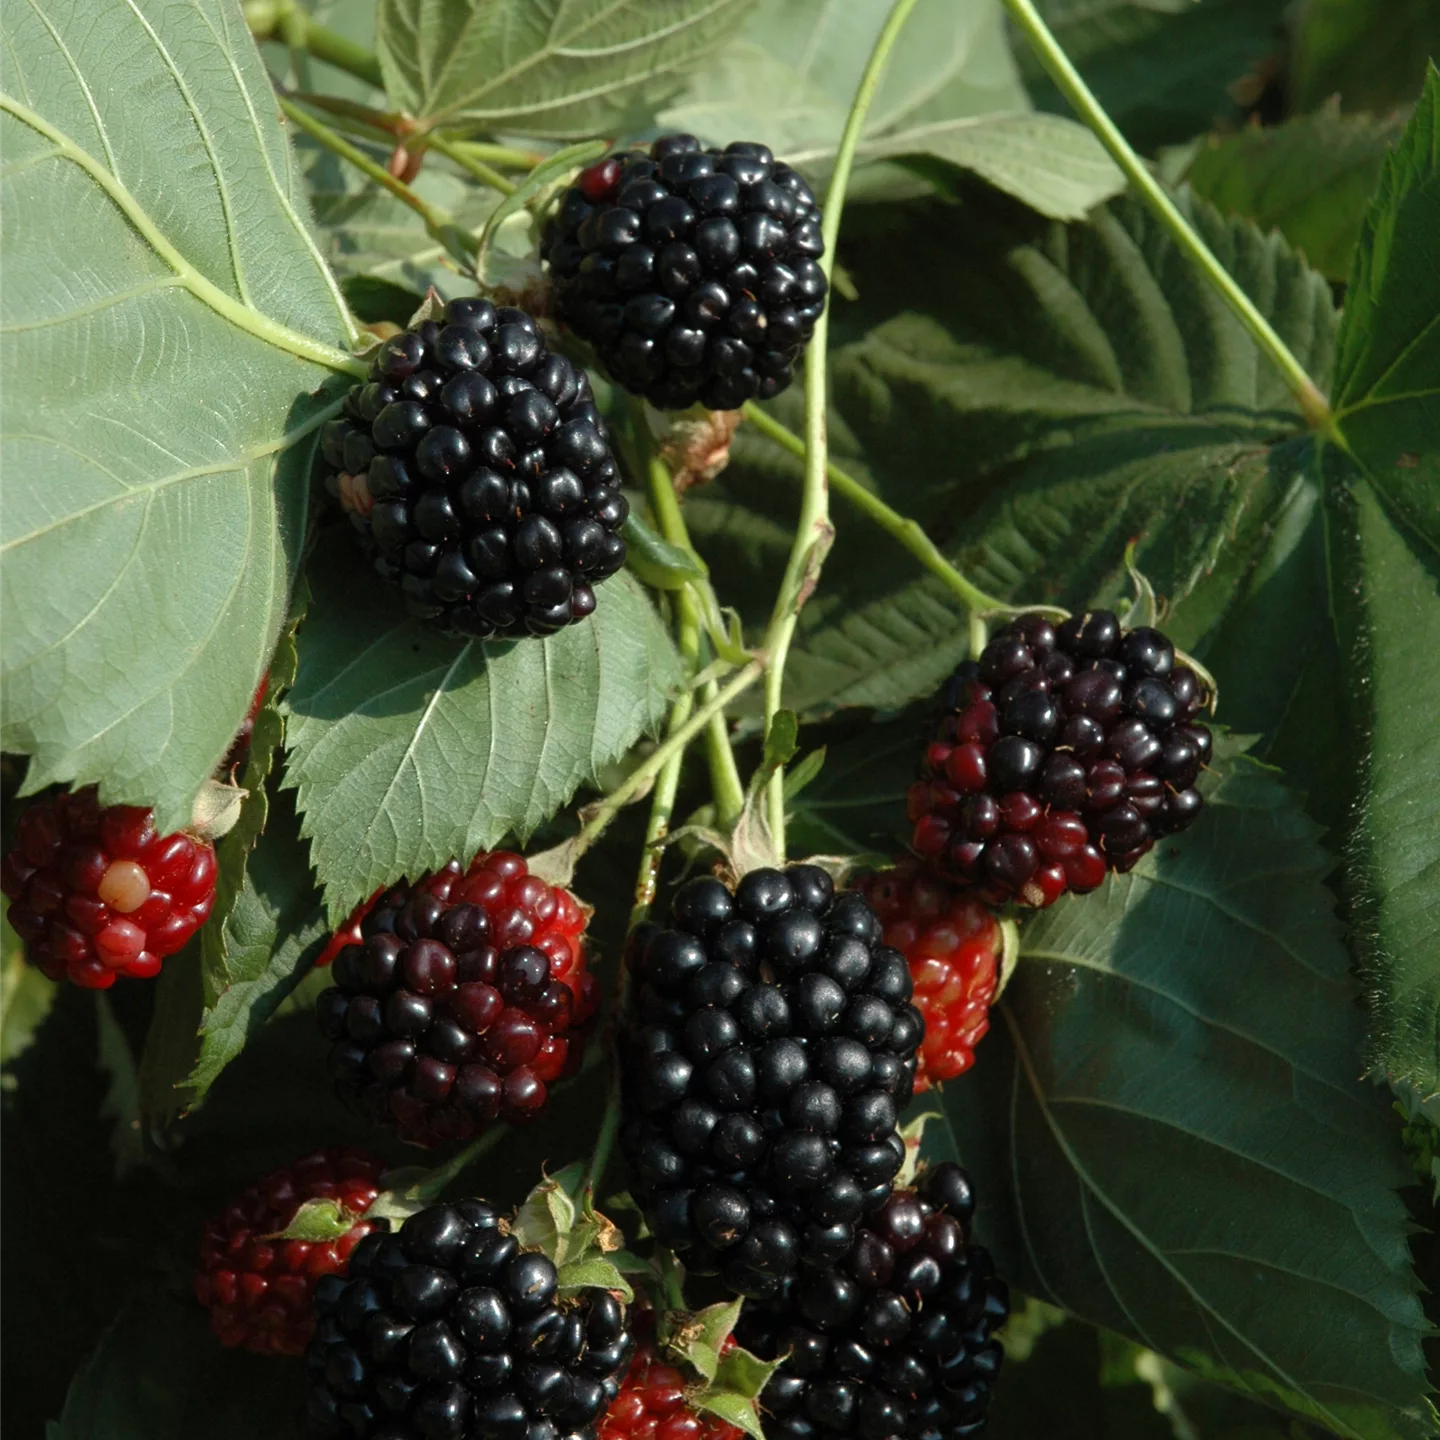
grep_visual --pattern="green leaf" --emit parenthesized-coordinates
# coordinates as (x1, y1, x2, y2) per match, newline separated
(1016, 0, 1291, 154)
(1, 927, 56, 1073)
(284, 533, 681, 915)
(47, 1296, 304, 1439)
(662, 0, 1121, 220)
(1291, 0, 1440, 115)
(1185, 102, 1406, 282)
(0, 0, 357, 830)
(1332, 65, 1440, 555)
(941, 747, 1434, 1437)
(94, 994, 143, 1180)
(277, 1196, 358, 1242)
(375, 0, 754, 137)
(694, 1390, 766, 1440)
(675, 1298, 744, 1382)
(713, 1346, 785, 1402)
(555, 1256, 634, 1301)
(1329, 476, 1440, 1095)
(694, 186, 1336, 718)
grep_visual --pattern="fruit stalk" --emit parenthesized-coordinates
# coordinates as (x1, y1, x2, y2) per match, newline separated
(759, 0, 927, 857)
(1002, 0, 1339, 441)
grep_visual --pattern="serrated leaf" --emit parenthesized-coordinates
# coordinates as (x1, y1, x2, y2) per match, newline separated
(1016, 0, 1291, 154)
(555, 1256, 634, 1301)
(695, 1390, 765, 1440)
(277, 1197, 358, 1242)
(1291, 0, 1440, 115)
(939, 746, 1434, 1437)
(1185, 103, 1405, 282)
(284, 534, 681, 916)
(375, 0, 755, 137)
(1328, 477, 1440, 1096)
(0, 0, 357, 830)
(1332, 65, 1440, 556)
(662, 0, 1120, 220)
(694, 186, 1335, 719)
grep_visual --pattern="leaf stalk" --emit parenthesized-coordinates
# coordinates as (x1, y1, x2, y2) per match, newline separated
(243, 0, 385, 89)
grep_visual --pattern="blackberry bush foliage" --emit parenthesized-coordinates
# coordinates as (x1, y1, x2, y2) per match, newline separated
(320, 301, 628, 637)
(5, 0, 1436, 1436)
(543, 137, 828, 411)
(620, 868, 921, 1296)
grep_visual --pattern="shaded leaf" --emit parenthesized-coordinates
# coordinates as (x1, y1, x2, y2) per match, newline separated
(1291, 0, 1440, 116)
(95, 995, 143, 1180)
(663, 0, 1121, 220)
(285, 533, 681, 915)
(0, 0, 355, 829)
(692, 186, 1335, 718)
(940, 748, 1433, 1437)
(1016, 0, 1290, 154)
(376, 0, 754, 137)
(0, 924, 56, 1074)
(1328, 476, 1440, 1095)
(1185, 103, 1405, 281)
(1332, 66, 1440, 555)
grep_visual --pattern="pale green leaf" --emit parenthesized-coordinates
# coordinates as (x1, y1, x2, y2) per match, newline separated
(376, 0, 755, 136)
(284, 534, 681, 916)
(0, 0, 357, 829)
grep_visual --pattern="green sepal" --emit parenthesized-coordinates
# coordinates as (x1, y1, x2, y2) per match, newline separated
(276, 1197, 364, 1242)
(694, 1390, 767, 1440)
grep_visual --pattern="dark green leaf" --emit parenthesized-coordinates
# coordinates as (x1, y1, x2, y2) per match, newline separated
(285, 533, 681, 915)
(1185, 103, 1405, 281)
(1291, 0, 1440, 115)
(1015, 0, 1289, 154)
(940, 748, 1433, 1437)
(1328, 476, 1440, 1095)
(663, 0, 1121, 220)
(1332, 65, 1440, 554)
(375, 0, 754, 137)
(0, 0, 355, 829)
(46, 1296, 304, 1439)
(694, 187, 1335, 718)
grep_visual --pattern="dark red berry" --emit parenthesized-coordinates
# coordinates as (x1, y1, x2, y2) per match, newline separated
(2, 786, 217, 988)
(195, 1148, 384, 1355)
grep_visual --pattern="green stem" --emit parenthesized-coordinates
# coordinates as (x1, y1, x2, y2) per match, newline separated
(567, 661, 765, 864)
(424, 132, 518, 195)
(759, 0, 926, 856)
(741, 402, 1006, 613)
(584, 1072, 624, 1198)
(452, 141, 549, 170)
(645, 456, 747, 826)
(244, 1, 385, 89)
(1001, 0, 1338, 440)
(279, 99, 451, 235)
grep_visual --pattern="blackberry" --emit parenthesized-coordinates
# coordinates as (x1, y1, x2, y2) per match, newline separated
(318, 300, 627, 637)
(619, 867, 921, 1298)
(543, 137, 827, 411)
(306, 1199, 632, 1439)
(317, 852, 598, 1145)
(1, 786, 217, 988)
(858, 865, 1001, 1088)
(196, 1148, 385, 1356)
(909, 612, 1213, 906)
(734, 1163, 1008, 1440)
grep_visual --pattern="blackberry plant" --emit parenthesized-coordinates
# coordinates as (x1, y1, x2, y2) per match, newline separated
(3, 0, 1435, 1436)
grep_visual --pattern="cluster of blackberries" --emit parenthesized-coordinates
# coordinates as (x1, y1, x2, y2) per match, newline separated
(735, 1165, 1008, 1440)
(306, 1200, 632, 1440)
(319, 300, 628, 638)
(619, 867, 922, 1299)
(317, 853, 596, 1146)
(909, 611, 1212, 906)
(544, 136, 827, 412)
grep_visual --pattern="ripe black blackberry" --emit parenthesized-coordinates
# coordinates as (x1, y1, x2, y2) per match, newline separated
(318, 300, 627, 638)
(909, 611, 1213, 906)
(316, 860, 597, 1147)
(619, 867, 921, 1299)
(733, 1163, 1009, 1440)
(306, 1199, 632, 1440)
(542, 136, 827, 411)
